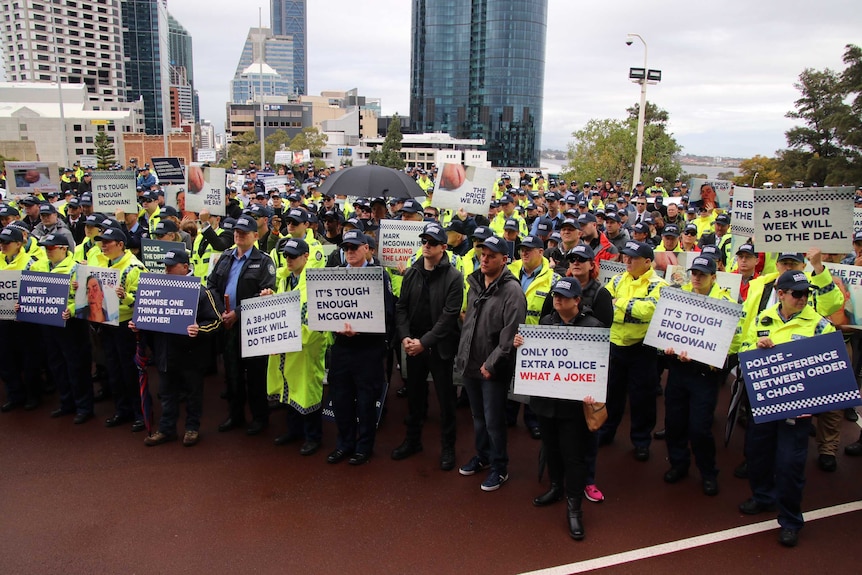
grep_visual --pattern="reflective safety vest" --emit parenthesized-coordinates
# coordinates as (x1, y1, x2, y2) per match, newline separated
(191, 226, 227, 283)
(605, 267, 667, 346)
(91, 250, 146, 322)
(739, 302, 834, 353)
(489, 212, 528, 238)
(508, 258, 560, 325)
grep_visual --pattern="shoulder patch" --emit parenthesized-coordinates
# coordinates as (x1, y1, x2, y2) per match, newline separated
(268, 263, 276, 276)
(316, 251, 323, 261)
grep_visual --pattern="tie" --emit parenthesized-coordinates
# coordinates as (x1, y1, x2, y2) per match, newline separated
(289, 275, 298, 290)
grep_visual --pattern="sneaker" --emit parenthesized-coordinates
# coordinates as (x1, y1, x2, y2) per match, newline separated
(480, 470, 509, 492)
(584, 484, 604, 503)
(458, 456, 490, 476)
(144, 431, 176, 446)
(182, 430, 199, 447)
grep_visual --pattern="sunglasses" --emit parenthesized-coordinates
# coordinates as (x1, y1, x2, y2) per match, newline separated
(787, 290, 809, 299)
(637, 202, 647, 206)
(286, 253, 304, 260)
(567, 256, 591, 263)
(683, 231, 697, 236)
(421, 238, 442, 247)
(343, 244, 363, 252)
(423, 213, 437, 218)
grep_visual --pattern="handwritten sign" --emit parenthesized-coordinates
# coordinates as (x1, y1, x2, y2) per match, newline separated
(754, 187, 854, 254)
(132, 273, 201, 335)
(644, 287, 743, 368)
(378, 220, 425, 268)
(16, 271, 69, 327)
(741, 332, 861, 423)
(514, 325, 610, 402)
(305, 267, 386, 333)
(73, 266, 120, 326)
(91, 171, 137, 213)
(0, 270, 22, 320)
(240, 291, 302, 357)
(431, 163, 496, 214)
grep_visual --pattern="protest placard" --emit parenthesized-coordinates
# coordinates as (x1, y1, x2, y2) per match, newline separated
(598, 260, 627, 287)
(79, 155, 98, 168)
(824, 262, 862, 329)
(240, 291, 302, 358)
(662, 263, 742, 302)
(855, 207, 862, 232)
(753, 187, 854, 254)
(262, 175, 288, 191)
(196, 149, 217, 163)
(378, 220, 425, 268)
(644, 287, 743, 368)
(151, 157, 185, 185)
(730, 186, 755, 255)
(513, 325, 610, 402)
(140, 238, 186, 273)
(305, 267, 386, 333)
(430, 163, 496, 214)
(185, 166, 226, 216)
(0, 270, 22, 320)
(6, 161, 60, 196)
(91, 171, 137, 213)
(741, 331, 861, 424)
(74, 266, 120, 326)
(688, 178, 733, 212)
(16, 271, 69, 327)
(132, 273, 201, 336)
(273, 151, 291, 166)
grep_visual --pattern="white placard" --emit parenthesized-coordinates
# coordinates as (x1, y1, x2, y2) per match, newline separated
(0, 270, 21, 320)
(731, 187, 755, 255)
(662, 266, 741, 302)
(430, 163, 496, 214)
(644, 287, 743, 368)
(754, 187, 854, 254)
(305, 267, 386, 333)
(855, 207, 862, 232)
(262, 175, 288, 191)
(688, 178, 733, 211)
(185, 166, 226, 216)
(378, 220, 425, 268)
(6, 161, 60, 195)
(196, 149, 217, 163)
(598, 260, 627, 287)
(240, 291, 302, 358)
(91, 171, 137, 213)
(514, 325, 610, 402)
(78, 155, 98, 168)
(274, 151, 293, 166)
(73, 266, 121, 326)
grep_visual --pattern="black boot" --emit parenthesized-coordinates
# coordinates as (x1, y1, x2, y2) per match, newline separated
(567, 497, 584, 540)
(533, 483, 563, 507)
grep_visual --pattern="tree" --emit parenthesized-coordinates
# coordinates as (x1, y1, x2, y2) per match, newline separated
(289, 127, 328, 169)
(368, 115, 405, 169)
(563, 102, 681, 185)
(733, 155, 781, 187)
(223, 130, 260, 169)
(94, 130, 115, 170)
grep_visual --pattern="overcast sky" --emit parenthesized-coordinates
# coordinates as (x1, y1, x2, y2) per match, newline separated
(169, 1, 859, 158)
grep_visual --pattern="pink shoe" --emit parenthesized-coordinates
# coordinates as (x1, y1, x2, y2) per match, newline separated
(584, 484, 604, 503)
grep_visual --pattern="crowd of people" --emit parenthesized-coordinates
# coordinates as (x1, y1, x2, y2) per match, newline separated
(1, 161, 861, 546)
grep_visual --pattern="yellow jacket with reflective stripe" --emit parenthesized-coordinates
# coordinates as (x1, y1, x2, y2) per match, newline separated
(508, 257, 559, 325)
(605, 267, 667, 346)
(740, 302, 835, 353)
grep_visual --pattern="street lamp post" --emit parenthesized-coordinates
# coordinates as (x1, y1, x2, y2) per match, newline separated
(626, 34, 661, 190)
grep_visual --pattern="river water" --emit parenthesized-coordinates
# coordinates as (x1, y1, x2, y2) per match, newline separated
(539, 160, 738, 180)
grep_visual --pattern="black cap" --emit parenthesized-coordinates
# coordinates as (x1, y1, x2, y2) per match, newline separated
(0, 205, 20, 217)
(282, 238, 309, 256)
(776, 270, 811, 292)
(689, 256, 717, 274)
(477, 235, 508, 254)
(736, 243, 756, 256)
(662, 224, 681, 237)
(519, 236, 544, 250)
(38, 233, 69, 247)
(340, 229, 368, 247)
(95, 227, 127, 244)
(153, 220, 179, 235)
(578, 213, 597, 225)
(715, 213, 731, 225)
(233, 216, 258, 233)
(777, 252, 804, 263)
(159, 206, 179, 219)
(0, 226, 24, 243)
(344, 217, 365, 231)
(446, 220, 466, 235)
(420, 223, 448, 244)
(621, 240, 654, 260)
(285, 208, 308, 224)
(400, 199, 422, 214)
(566, 244, 596, 261)
(551, 278, 582, 298)
(471, 226, 493, 241)
(163, 249, 190, 266)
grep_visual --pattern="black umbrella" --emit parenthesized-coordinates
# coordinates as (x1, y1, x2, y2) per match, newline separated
(318, 165, 425, 199)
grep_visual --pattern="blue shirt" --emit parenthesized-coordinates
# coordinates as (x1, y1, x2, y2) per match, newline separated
(225, 251, 248, 309)
(520, 264, 540, 292)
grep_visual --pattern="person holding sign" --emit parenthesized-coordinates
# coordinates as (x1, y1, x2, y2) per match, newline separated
(30, 234, 94, 423)
(598, 241, 667, 461)
(513, 279, 604, 540)
(208, 216, 277, 436)
(662, 256, 735, 496)
(91, 227, 148, 432)
(455, 235, 527, 491)
(391, 224, 464, 470)
(268, 239, 330, 456)
(737, 270, 835, 548)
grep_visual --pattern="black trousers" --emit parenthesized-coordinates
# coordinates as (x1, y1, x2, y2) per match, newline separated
(404, 349, 456, 449)
(102, 321, 143, 420)
(223, 327, 269, 424)
(537, 412, 590, 500)
(42, 319, 93, 416)
(598, 342, 657, 448)
(329, 343, 385, 454)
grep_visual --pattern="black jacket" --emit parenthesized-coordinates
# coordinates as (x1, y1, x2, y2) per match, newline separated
(395, 255, 464, 360)
(206, 246, 276, 322)
(530, 309, 606, 419)
(151, 284, 223, 372)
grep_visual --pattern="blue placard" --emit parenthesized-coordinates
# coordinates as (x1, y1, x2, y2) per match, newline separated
(740, 331, 862, 424)
(132, 273, 201, 336)
(16, 271, 70, 327)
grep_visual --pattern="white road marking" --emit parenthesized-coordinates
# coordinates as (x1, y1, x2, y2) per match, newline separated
(520, 501, 862, 575)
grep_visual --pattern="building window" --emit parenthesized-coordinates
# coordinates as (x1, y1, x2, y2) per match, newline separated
(75, 148, 84, 155)
(73, 124, 82, 132)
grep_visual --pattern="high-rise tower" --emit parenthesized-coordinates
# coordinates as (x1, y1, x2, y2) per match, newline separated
(270, 0, 306, 95)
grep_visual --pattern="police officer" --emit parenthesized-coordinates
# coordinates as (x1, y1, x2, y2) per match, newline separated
(208, 215, 276, 435)
(662, 256, 735, 496)
(192, 209, 233, 283)
(598, 240, 667, 460)
(133, 250, 223, 446)
(391, 224, 463, 470)
(737, 270, 835, 548)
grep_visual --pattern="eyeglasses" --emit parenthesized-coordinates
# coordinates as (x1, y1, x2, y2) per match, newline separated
(790, 290, 810, 299)
(343, 244, 363, 252)
(637, 202, 647, 206)
(421, 238, 442, 247)
(423, 213, 437, 218)
(683, 231, 697, 236)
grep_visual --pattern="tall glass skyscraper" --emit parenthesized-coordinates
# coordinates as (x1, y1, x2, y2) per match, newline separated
(410, 0, 547, 167)
(122, 0, 171, 135)
(271, 0, 307, 95)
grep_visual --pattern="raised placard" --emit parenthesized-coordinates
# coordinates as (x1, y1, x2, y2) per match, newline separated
(378, 220, 425, 268)
(431, 163, 496, 214)
(16, 271, 69, 327)
(91, 171, 137, 213)
(133, 273, 201, 335)
(754, 187, 854, 254)
(305, 267, 386, 333)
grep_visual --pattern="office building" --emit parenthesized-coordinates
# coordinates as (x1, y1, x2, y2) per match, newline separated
(409, 0, 548, 167)
(168, 12, 198, 122)
(231, 27, 296, 102)
(270, 0, 307, 95)
(122, 0, 171, 135)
